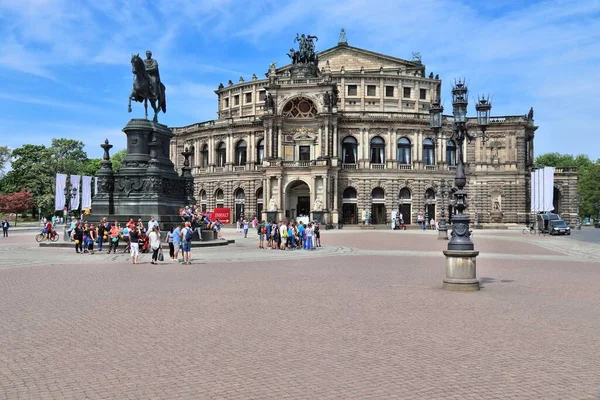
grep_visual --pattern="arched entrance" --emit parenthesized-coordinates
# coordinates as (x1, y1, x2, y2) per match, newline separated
(371, 187, 386, 224)
(234, 189, 245, 222)
(286, 180, 310, 220)
(553, 186, 561, 214)
(256, 188, 263, 220)
(425, 188, 436, 223)
(399, 187, 412, 224)
(342, 187, 358, 224)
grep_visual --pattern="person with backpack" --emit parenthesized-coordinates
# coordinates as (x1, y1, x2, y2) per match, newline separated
(2, 218, 10, 237)
(180, 221, 193, 265)
(257, 220, 265, 249)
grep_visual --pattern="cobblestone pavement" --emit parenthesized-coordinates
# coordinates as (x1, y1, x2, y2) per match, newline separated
(0, 228, 599, 399)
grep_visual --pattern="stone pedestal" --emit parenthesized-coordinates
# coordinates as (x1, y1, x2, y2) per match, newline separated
(442, 250, 480, 291)
(438, 227, 448, 240)
(266, 211, 277, 223)
(91, 119, 193, 229)
(312, 211, 324, 224)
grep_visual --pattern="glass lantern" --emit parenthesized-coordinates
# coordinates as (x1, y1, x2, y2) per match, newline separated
(476, 97, 492, 127)
(429, 102, 443, 130)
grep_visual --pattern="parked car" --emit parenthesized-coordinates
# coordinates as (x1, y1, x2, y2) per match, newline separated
(549, 219, 571, 235)
(537, 212, 561, 234)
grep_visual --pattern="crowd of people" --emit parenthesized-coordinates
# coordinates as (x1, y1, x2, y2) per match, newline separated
(253, 219, 321, 250)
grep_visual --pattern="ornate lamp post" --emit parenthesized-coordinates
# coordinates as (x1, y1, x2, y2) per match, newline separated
(62, 185, 77, 241)
(429, 80, 491, 291)
(436, 179, 449, 240)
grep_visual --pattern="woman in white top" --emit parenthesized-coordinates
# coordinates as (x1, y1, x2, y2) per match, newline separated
(305, 224, 314, 250)
(149, 226, 161, 264)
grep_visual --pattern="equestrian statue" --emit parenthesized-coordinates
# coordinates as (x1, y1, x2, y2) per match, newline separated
(128, 50, 167, 123)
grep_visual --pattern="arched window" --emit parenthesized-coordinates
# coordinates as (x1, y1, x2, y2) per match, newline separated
(215, 189, 224, 208)
(399, 187, 412, 200)
(397, 137, 411, 165)
(235, 140, 247, 166)
(370, 136, 385, 164)
(199, 189, 207, 212)
(217, 142, 226, 167)
(446, 140, 456, 166)
(343, 187, 357, 199)
(257, 139, 264, 164)
(342, 136, 358, 164)
(423, 138, 435, 166)
(282, 97, 318, 118)
(235, 189, 245, 201)
(201, 144, 209, 168)
(372, 187, 385, 199)
(425, 188, 436, 200)
(189, 146, 195, 167)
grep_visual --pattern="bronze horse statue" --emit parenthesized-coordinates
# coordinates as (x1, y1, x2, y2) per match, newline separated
(128, 54, 166, 123)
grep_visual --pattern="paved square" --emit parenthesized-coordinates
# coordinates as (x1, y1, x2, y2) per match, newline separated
(1, 228, 599, 399)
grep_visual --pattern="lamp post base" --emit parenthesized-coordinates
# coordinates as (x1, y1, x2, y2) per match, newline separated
(442, 250, 480, 291)
(438, 228, 448, 240)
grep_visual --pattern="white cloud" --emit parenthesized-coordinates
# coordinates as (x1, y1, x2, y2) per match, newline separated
(0, 0, 598, 158)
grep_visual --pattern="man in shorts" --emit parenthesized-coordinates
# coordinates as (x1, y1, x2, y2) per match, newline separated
(180, 221, 192, 265)
(172, 223, 182, 262)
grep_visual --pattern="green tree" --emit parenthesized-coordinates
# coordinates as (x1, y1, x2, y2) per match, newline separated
(0, 146, 11, 177)
(110, 149, 127, 172)
(578, 163, 600, 218)
(49, 138, 89, 176)
(82, 158, 102, 177)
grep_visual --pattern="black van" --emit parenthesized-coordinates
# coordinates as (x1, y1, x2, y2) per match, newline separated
(537, 212, 561, 234)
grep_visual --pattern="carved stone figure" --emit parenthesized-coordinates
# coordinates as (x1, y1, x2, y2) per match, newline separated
(338, 28, 348, 45)
(264, 93, 275, 112)
(268, 197, 277, 211)
(331, 84, 339, 107)
(527, 107, 534, 121)
(313, 197, 323, 211)
(323, 91, 331, 110)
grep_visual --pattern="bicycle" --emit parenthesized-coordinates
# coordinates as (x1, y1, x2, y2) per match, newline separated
(35, 231, 60, 242)
(522, 225, 536, 234)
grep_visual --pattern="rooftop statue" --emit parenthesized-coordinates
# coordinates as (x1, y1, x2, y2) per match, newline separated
(128, 50, 167, 123)
(288, 33, 319, 66)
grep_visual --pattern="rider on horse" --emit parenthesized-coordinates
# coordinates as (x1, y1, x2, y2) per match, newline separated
(144, 50, 162, 100)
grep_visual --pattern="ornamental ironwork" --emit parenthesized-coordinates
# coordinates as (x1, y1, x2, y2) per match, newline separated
(282, 97, 317, 118)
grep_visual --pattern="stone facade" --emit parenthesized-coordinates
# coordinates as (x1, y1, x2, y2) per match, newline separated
(171, 40, 578, 225)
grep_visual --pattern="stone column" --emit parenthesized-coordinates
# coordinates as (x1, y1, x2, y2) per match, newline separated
(332, 174, 339, 223)
(310, 175, 316, 210)
(248, 131, 254, 165)
(322, 176, 328, 208)
(209, 136, 215, 166)
(361, 128, 367, 161)
(276, 124, 283, 159)
(277, 174, 283, 217)
(333, 123, 339, 159)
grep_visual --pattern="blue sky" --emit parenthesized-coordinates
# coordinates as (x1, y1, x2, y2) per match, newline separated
(1, 0, 599, 160)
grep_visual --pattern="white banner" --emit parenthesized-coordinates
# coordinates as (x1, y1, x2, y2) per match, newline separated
(530, 170, 536, 213)
(94, 177, 98, 198)
(70, 175, 81, 210)
(543, 167, 555, 212)
(530, 167, 555, 213)
(55, 173, 67, 211)
(81, 176, 92, 209)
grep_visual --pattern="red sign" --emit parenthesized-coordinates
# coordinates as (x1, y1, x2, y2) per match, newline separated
(210, 208, 231, 224)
